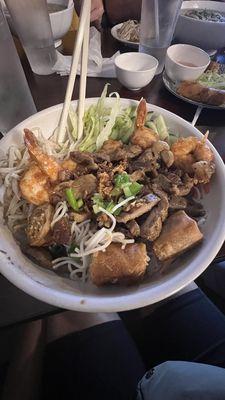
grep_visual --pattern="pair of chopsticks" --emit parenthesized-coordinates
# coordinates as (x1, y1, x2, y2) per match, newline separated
(57, 0, 91, 143)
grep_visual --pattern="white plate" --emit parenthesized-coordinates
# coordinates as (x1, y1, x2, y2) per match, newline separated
(1, 98, 225, 312)
(111, 23, 139, 48)
(163, 71, 225, 110)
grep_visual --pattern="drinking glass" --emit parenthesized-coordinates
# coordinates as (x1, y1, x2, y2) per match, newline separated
(139, 0, 183, 74)
(0, 8, 36, 134)
(5, 0, 57, 75)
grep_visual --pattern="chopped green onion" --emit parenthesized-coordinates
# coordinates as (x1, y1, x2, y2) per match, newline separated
(114, 173, 130, 188)
(68, 243, 79, 254)
(110, 187, 122, 197)
(123, 186, 133, 198)
(65, 188, 83, 211)
(129, 182, 143, 196)
(77, 199, 84, 209)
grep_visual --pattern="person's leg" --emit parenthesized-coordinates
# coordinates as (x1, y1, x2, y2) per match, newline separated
(137, 287, 225, 369)
(2, 320, 45, 400)
(42, 312, 145, 400)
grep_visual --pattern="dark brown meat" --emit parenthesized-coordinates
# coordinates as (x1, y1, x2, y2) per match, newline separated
(169, 195, 187, 211)
(52, 217, 71, 245)
(70, 151, 98, 172)
(90, 242, 148, 286)
(97, 139, 125, 162)
(132, 148, 159, 172)
(97, 213, 112, 228)
(51, 174, 97, 202)
(21, 245, 53, 269)
(117, 194, 160, 223)
(153, 210, 203, 261)
(127, 220, 140, 237)
(96, 140, 142, 162)
(153, 172, 194, 197)
(171, 173, 195, 196)
(186, 200, 206, 218)
(140, 195, 169, 241)
(26, 204, 54, 247)
(124, 144, 142, 159)
(153, 174, 174, 193)
(69, 210, 91, 223)
(130, 169, 146, 182)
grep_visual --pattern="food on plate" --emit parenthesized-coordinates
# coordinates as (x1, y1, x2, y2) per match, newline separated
(198, 64, 225, 90)
(117, 20, 140, 43)
(0, 87, 216, 287)
(177, 81, 225, 106)
(182, 8, 225, 23)
(176, 62, 225, 106)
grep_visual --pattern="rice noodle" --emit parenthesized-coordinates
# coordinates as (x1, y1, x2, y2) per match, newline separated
(51, 201, 68, 228)
(111, 196, 135, 214)
(53, 208, 135, 281)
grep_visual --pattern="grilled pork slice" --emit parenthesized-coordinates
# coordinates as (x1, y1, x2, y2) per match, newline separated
(90, 242, 148, 286)
(140, 196, 169, 241)
(52, 174, 97, 202)
(153, 210, 203, 261)
(116, 194, 160, 224)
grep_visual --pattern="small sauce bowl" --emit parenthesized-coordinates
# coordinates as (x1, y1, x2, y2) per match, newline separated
(165, 44, 210, 82)
(114, 52, 158, 90)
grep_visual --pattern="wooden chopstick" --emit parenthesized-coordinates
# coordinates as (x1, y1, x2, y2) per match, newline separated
(78, 5, 91, 140)
(57, 0, 91, 143)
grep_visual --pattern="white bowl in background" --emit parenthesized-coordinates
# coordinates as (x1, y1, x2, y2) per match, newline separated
(0, 98, 225, 312)
(114, 52, 158, 90)
(48, 0, 74, 47)
(175, 1, 225, 51)
(165, 44, 210, 82)
(4, 0, 74, 48)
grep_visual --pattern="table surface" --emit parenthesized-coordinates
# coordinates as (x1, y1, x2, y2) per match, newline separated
(1, 29, 225, 327)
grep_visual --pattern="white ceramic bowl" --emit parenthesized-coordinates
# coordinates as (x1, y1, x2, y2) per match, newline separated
(1, 98, 225, 312)
(48, 0, 74, 47)
(175, 1, 225, 51)
(4, 0, 74, 48)
(114, 52, 158, 90)
(165, 44, 210, 83)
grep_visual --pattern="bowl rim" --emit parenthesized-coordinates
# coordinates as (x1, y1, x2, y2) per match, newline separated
(1, 98, 225, 312)
(180, 0, 225, 25)
(114, 52, 159, 73)
(167, 44, 210, 70)
(47, 0, 74, 15)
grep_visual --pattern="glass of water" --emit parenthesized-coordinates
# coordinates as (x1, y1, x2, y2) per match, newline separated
(0, 7, 36, 134)
(139, 0, 183, 75)
(5, 0, 57, 75)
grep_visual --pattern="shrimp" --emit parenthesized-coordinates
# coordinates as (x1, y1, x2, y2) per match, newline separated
(131, 99, 158, 149)
(171, 134, 215, 183)
(24, 129, 61, 182)
(19, 164, 50, 205)
(19, 129, 62, 205)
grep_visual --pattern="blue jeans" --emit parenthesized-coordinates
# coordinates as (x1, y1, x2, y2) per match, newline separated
(42, 289, 225, 400)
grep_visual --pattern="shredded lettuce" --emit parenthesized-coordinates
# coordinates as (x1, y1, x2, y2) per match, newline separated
(111, 106, 136, 143)
(66, 85, 176, 151)
(96, 92, 121, 150)
(198, 71, 225, 90)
